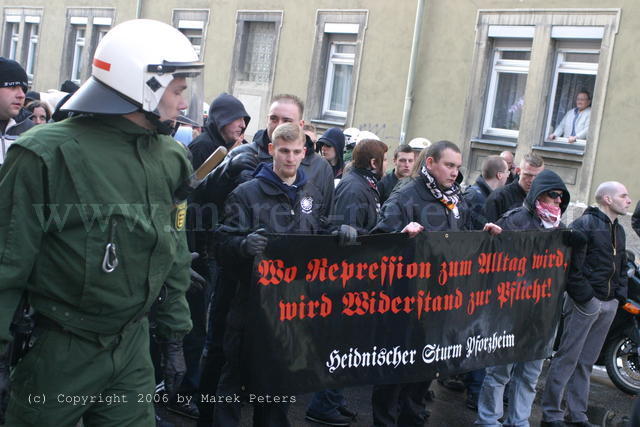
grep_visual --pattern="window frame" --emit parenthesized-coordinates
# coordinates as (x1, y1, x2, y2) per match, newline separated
(482, 46, 531, 139)
(306, 10, 368, 127)
(172, 9, 210, 60)
(24, 22, 38, 79)
(70, 25, 86, 84)
(544, 47, 599, 147)
(322, 41, 356, 119)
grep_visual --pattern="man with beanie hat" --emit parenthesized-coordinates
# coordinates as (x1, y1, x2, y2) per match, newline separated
(0, 57, 34, 164)
(318, 127, 345, 179)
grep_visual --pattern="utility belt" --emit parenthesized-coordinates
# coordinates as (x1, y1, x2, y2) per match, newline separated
(33, 312, 149, 349)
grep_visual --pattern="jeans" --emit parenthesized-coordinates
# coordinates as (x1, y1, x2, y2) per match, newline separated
(541, 296, 618, 423)
(475, 359, 544, 426)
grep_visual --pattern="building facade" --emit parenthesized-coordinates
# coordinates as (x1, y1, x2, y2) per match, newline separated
(3, 0, 638, 204)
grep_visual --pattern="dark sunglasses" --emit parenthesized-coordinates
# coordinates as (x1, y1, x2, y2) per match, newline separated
(547, 191, 563, 199)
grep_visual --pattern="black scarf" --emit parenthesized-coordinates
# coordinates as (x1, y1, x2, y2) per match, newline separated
(420, 164, 462, 219)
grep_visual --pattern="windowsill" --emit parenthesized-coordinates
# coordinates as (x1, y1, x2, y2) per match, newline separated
(532, 144, 585, 163)
(470, 137, 517, 148)
(311, 117, 347, 126)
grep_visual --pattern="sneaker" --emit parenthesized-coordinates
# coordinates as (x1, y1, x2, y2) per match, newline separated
(166, 399, 200, 420)
(337, 406, 357, 420)
(305, 410, 352, 426)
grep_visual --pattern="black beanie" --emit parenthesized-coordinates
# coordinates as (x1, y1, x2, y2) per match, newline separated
(0, 57, 28, 92)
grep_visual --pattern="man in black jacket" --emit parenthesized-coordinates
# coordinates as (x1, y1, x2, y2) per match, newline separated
(178, 93, 251, 419)
(212, 123, 355, 426)
(483, 153, 544, 222)
(463, 155, 509, 230)
(190, 93, 249, 169)
(318, 127, 346, 179)
(0, 57, 34, 164)
(541, 181, 631, 427)
(378, 144, 415, 204)
(476, 170, 570, 427)
(372, 140, 500, 426)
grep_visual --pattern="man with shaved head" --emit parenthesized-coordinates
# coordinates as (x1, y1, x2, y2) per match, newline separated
(499, 151, 516, 183)
(541, 181, 632, 427)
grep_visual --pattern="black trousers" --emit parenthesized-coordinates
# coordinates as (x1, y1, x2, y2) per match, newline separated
(371, 381, 431, 427)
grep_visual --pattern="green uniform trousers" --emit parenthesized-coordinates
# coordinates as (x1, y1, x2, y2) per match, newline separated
(6, 318, 155, 427)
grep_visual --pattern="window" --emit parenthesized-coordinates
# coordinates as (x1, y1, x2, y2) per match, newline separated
(24, 22, 38, 79)
(229, 11, 283, 137)
(70, 25, 86, 84)
(2, 10, 42, 83)
(172, 10, 210, 59)
(483, 43, 531, 138)
(545, 41, 599, 146)
(62, 10, 113, 85)
(238, 21, 276, 83)
(322, 42, 356, 119)
(306, 11, 368, 126)
(4, 21, 18, 60)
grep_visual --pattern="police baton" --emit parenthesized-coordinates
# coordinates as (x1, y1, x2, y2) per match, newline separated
(173, 146, 228, 203)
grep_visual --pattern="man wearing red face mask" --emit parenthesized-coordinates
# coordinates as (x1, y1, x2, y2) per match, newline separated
(476, 169, 571, 427)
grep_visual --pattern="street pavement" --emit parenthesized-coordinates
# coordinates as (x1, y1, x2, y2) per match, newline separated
(157, 360, 638, 426)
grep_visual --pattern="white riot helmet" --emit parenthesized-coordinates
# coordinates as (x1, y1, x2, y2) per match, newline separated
(408, 137, 432, 152)
(343, 127, 360, 149)
(354, 130, 380, 145)
(62, 19, 203, 119)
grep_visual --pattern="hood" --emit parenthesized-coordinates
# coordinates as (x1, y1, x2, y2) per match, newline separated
(524, 169, 570, 213)
(317, 127, 345, 169)
(207, 92, 250, 134)
(254, 162, 308, 203)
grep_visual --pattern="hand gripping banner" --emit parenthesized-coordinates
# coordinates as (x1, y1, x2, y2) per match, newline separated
(244, 230, 570, 394)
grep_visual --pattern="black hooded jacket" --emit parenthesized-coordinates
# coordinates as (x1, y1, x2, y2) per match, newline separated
(189, 93, 250, 169)
(186, 94, 249, 256)
(496, 169, 569, 232)
(568, 206, 628, 303)
(317, 127, 345, 179)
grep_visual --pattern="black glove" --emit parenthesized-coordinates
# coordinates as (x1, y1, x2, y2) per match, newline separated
(562, 229, 587, 248)
(159, 340, 186, 399)
(0, 353, 10, 425)
(336, 224, 359, 247)
(242, 229, 268, 256)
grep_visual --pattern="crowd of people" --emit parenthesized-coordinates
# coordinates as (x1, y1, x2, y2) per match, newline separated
(0, 17, 639, 427)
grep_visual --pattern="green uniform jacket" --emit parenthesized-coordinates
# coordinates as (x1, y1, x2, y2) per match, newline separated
(0, 115, 193, 352)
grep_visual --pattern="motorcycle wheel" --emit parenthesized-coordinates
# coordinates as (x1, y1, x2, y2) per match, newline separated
(604, 336, 640, 395)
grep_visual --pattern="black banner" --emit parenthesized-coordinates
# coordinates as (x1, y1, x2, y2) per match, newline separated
(246, 230, 570, 394)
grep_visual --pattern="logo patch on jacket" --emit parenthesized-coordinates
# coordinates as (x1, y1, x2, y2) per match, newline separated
(300, 196, 313, 214)
(175, 201, 187, 230)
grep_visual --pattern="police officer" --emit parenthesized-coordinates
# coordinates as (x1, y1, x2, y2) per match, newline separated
(0, 19, 202, 426)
